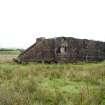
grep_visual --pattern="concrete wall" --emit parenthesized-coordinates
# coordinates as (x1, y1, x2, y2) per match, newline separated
(17, 37, 105, 63)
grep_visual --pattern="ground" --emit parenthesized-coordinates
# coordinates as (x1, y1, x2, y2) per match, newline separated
(0, 50, 105, 105)
(0, 50, 20, 62)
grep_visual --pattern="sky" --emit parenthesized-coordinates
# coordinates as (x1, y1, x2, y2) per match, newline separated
(0, 0, 105, 49)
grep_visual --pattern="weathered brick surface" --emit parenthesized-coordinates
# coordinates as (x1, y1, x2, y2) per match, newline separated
(16, 37, 105, 63)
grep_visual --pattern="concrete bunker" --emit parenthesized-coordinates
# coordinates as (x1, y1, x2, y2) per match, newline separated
(15, 37, 105, 63)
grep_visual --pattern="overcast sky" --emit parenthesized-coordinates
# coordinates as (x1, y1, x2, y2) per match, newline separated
(0, 0, 105, 49)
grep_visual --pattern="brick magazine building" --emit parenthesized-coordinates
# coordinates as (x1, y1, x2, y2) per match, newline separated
(15, 37, 105, 63)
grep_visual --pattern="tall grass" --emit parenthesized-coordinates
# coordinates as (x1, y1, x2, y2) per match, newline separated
(0, 62, 105, 105)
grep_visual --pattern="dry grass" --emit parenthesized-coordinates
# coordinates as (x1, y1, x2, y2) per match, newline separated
(0, 50, 20, 62)
(0, 55, 18, 62)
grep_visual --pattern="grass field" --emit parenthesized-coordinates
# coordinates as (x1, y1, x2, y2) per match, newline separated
(0, 50, 21, 62)
(0, 51, 105, 105)
(0, 50, 21, 55)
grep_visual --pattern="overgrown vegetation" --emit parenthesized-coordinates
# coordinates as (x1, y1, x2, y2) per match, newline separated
(0, 61, 105, 105)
